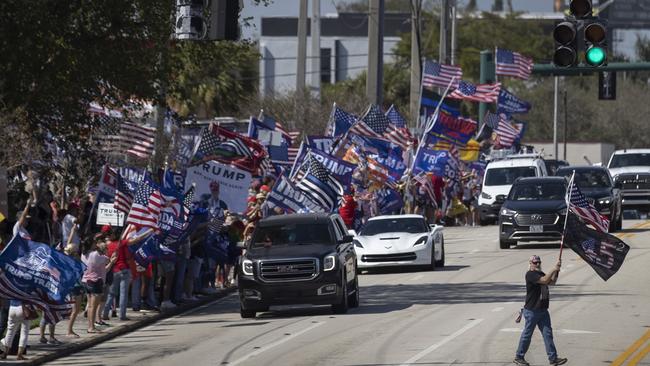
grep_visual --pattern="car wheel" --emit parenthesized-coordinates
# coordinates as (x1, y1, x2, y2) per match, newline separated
(332, 275, 349, 314)
(499, 238, 514, 249)
(429, 245, 437, 271)
(348, 275, 360, 308)
(240, 304, 256, 319)
(434, 238, 445, 267)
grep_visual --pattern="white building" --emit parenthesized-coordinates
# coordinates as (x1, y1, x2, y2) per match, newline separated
(258, 12, 410, 95)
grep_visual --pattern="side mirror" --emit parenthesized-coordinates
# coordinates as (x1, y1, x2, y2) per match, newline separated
(236, 241, 247, 249)
(347, 229, 357, 237)
(495, 195, 506, 204)
(429, 224, 437, 231)
(339, 235, 354, 244)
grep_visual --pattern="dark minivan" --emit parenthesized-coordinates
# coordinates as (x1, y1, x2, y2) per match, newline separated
(238, 213, 358, 318)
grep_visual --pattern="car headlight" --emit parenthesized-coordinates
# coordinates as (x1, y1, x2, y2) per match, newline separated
(598, 196, 612, 205)
(558, 207, 567, 215)
(413, 236, 428, 246)
(242, 259, 254, 276)
(324, 254, 336, 271)
(481, 192, 492, 200)
(353, 239, 364, 249)
(500, 207, 516, 216)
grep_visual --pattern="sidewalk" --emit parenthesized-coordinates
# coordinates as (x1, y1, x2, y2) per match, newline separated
(2, 287, 236, 366)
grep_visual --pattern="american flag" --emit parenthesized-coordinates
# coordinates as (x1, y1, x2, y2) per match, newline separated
(413, 172, 437, 205)
(0, 272, 73, 324)
(448, 81, 501, 103)
(385, 105, 414, 148)
(192, 124, 267, 173)
(182, 185, 195, 218)
(568, 178, 610, 233)
(328, 105, 357, 136)
(366, 156, 397, 188)
(114, 170, 134, 213)
(484, 112, 520, 148)
(120, 122, 156, 159)
(257, 113, 300, 144)
(296, 155, 343, 211)
(422, 60, 462, 89)
(353, 105, 410, 149)
(496, 48, 533, 80)
(126, 177, 163, 229)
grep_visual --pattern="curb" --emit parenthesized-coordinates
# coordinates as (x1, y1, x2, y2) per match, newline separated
(23, 288, 237, 366)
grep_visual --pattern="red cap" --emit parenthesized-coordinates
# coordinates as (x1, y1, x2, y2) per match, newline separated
(101, 225, 112, 233)
(260, 185, 271, 192)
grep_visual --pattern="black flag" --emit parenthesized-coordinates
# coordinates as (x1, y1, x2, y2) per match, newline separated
(563, 214, 630, 281)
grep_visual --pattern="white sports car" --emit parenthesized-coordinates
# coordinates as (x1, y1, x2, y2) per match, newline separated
(353, 214, 445, 271)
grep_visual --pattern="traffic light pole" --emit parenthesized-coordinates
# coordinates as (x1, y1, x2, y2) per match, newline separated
(553, 76, 559, 160)
(479, 50, 495, 124)
(533, 62, 650, 75)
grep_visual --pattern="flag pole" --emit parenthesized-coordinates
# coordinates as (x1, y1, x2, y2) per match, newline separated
(559, 170, 575, 260)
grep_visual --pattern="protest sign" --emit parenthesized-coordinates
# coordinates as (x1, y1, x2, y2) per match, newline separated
(96, 202, 125, 226)
(185, 160, 252, 213)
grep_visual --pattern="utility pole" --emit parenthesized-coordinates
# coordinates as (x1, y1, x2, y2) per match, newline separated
(311, 0, 321, 99)
(297, 0, 308, 92)
(439, 0, 450, 64)
(553, 76, 559, 159)
(409, 0, 421, 129)
(450, 0, 457, 65)
(563, 89, 568, 161)
(367, 0, 384, 105)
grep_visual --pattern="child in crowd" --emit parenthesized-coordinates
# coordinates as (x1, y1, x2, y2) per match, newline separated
(81, 235, 116, 333)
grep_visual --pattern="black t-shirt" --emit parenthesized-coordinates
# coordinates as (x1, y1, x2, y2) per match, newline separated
(524, 270, 550, 310)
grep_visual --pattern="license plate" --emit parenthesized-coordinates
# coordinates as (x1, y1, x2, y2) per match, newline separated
(530, 225, 544, 233)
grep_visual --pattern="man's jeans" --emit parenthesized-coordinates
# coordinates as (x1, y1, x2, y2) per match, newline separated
(173, 256, 188, 302)
(132, 274, 157, 310)
(103, 269, 131, 319)
(516, 308, 558, 361)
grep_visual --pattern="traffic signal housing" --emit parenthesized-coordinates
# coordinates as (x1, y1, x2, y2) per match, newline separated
(553, 21, 578, 67)
(569, 0, 592, 18)
(584, 19, 607, 67)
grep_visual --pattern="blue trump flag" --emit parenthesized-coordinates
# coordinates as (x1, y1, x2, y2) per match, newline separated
(497, 88, 531, 115)
(0, 236, 85, 323)
(265, 175, 327, 214)
(413, 147, 459, 180)
(376, 188, 404, 215)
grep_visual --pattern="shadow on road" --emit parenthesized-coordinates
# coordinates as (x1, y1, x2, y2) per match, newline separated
(360, 265, 468, 275)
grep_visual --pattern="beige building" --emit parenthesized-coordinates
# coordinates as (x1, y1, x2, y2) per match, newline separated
(526, 142, 616, 166)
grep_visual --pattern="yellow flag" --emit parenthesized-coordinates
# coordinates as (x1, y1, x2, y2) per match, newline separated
(0, 211, 5, 223)
(460, 139, 480, 162)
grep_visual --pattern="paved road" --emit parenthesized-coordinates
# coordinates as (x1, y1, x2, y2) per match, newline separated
(49, 221, 650, 366)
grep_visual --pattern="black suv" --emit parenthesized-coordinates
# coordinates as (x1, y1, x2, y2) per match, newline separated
(499, 177, 567, 249)
(556, 166, 622, 232)
(238, 213, 359, 318)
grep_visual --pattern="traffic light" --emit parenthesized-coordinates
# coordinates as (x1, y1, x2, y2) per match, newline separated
(553, 21, 578, 67)
(207, 0, 241, 41)
(569, 0, 592, 18)
(175, 0, 208, 40)
(584, 19, 607, 67)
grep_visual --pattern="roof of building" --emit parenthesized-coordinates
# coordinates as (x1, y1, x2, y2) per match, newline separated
(261, 12, 410, 37)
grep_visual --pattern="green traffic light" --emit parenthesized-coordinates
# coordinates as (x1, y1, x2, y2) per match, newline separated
(586, 46, 606, 66)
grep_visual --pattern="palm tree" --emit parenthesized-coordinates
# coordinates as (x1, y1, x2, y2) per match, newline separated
(466, 0, 477, 12)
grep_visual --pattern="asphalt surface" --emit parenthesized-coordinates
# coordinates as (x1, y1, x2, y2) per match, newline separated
(47, 220, 650, 366)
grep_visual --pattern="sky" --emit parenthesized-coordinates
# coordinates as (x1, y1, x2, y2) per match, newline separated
(240, 0, 555, 40)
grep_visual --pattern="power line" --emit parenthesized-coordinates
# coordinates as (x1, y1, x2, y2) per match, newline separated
(259, 52, 398, 61)
(237, 65, 369, 81)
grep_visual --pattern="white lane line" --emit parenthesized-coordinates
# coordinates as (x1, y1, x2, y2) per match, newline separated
(226, 321, 325, 365)
(410, 274, 424, 281)
(491, 307, 504, 312)
(470, 249, 479, 254)
(399, 319, 484, 366)
(500, 328, 599, 334)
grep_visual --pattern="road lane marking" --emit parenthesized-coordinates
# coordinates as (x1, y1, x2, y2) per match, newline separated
(399, 319, 483, 366)
(226, 321, 325, 365)
(491, 307, 504, 312)
(470, 249, 479, 254)
(409, 275, 424, 281)
(611, 329, 650, 366)
(628, 343, 650, 366)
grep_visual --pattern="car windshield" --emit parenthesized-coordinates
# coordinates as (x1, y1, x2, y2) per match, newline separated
(509, 183, 566, 201)
(360, 218, 428, 236)
(251, 223, 333, 248)
(609, 153, 650, 168)
(557, 170, 611, 188)
(485, 166, 537, 186)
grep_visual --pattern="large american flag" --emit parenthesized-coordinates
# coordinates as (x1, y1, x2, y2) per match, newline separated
(422, 60, 462, 89)
(125, 178, 163, 229)
(484, 112, 520, 148)
(448, 81, 501, 103)
(0, 272, 73, 324)
(568, 179, 610, 233)
(496, 48, 533, 80)
(257, 113, 300, 144)
(92, 113, 155, 159)
(385, 104, 414, 148)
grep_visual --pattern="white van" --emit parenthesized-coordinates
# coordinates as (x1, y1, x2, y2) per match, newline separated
(478, 155, 548, 225)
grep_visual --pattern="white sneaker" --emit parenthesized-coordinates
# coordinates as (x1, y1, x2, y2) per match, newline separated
(160, 300, 177, 310)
